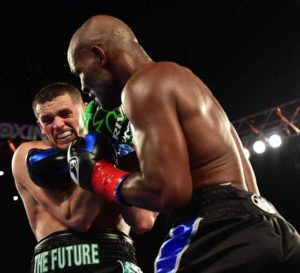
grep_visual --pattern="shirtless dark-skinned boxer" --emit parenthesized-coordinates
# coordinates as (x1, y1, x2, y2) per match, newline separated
(66, 15, 300, 272)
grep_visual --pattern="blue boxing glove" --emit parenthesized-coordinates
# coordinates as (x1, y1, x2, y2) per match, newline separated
(26, 148, 70, 189)
(68, 132, 130, 204)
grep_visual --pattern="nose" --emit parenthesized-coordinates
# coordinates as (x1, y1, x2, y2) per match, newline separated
(53, 116, 65, 130)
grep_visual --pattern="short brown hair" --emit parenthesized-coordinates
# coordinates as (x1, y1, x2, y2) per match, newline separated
(32, 82, 83, 117)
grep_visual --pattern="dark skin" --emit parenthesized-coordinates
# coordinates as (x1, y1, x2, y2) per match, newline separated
(68, 15, 259, 212)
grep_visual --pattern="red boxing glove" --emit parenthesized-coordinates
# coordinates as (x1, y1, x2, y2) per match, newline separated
(91, 160, 130, 204)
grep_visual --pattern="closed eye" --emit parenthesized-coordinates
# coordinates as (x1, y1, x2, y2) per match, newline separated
(40, 115, 54, 124)
(58, 109, 72, 118)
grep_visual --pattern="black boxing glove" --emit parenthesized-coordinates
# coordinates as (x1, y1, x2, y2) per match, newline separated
(68, 132, 130, 204)
(26, 148, 70, 189)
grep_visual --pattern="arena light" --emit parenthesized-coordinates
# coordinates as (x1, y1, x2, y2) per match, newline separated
(243, 147, 250, 159)
(268, 134, 282, 148)
(13, 196, 19, 201)
(253, 140, 266, 154)
(232, 99, 300, 157)
(0, 170, 4, 176)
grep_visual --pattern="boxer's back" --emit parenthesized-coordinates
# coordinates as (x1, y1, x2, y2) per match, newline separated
(175, 65, 251, 190)
(126, 61, 256, 192)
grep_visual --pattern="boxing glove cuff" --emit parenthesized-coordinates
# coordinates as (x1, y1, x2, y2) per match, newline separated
(91, 160, 131, 205)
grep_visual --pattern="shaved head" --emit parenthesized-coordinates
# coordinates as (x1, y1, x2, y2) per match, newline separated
(67, 14, 152, 110)
(68, 15, 136, 67)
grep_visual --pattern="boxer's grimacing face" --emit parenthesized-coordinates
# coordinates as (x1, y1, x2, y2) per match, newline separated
(36, 94, 85, 151)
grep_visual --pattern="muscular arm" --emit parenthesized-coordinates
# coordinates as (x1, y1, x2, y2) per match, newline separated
(120, 66, 193, 212)
(116, 147, 158, 232)
(12, 142, 103, 231)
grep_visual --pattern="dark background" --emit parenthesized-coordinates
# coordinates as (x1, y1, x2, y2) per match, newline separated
(0, 1, 300, 272)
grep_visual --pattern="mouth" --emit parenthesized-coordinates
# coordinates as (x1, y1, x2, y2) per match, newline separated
(56, 130, 73, 139)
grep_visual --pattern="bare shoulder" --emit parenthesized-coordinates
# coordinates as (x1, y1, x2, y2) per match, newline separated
(123, 62, 184, 104)
(13, 140, 51, 158)
(128, 62, 187, 88)
(124, 62, 206, 99)
(122, 62, 206, 116)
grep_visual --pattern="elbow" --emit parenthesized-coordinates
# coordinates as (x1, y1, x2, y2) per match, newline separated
(132, 214, 156, 234)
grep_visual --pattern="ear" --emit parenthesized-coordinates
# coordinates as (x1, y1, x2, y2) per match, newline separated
(37, 120, 46, 135)
(91, 45, 107, 66)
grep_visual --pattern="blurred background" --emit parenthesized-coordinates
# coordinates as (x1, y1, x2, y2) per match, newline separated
(0, 1, 299, 272)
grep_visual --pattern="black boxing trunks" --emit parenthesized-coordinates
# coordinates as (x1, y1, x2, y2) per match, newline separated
(31, 228, 142, 273)
(155, 184, 300, 273)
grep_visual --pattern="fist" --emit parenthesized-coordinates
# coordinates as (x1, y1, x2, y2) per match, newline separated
(67, 132, 115, 191)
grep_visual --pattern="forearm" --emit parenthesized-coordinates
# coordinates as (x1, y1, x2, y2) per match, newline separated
(84, 158, 191, 212)
(119, 171, 188, 212)
(68, 133, 191, 212)
(118, 172, 161, 210)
